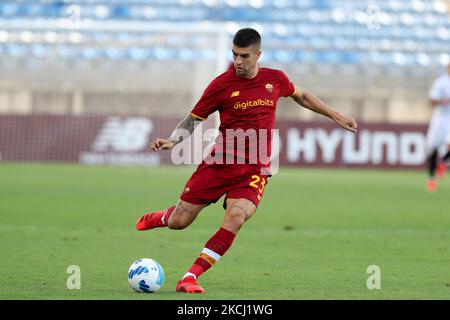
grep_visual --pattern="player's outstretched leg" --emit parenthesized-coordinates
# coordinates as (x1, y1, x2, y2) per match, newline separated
(175, 227, 235, 293)
(437, 162, 446, 179)
(136, 200, 207, 231)
(426, 149, 438, 192)
(176, 198, 256, 293)
(437, 149, 450, 179)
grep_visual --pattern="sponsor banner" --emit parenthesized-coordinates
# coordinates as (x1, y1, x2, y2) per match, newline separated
(0, 115, 177, 166)
(0, 115, 428, 168)
(277, 121, 428, 169)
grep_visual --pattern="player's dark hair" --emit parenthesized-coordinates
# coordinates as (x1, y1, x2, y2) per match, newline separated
(233, 28, 261, 48)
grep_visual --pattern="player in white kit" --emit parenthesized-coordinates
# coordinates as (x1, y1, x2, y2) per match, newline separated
(426, 63, 450, 192)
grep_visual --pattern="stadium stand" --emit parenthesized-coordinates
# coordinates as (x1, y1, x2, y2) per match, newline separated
(0, 0, 449, 122)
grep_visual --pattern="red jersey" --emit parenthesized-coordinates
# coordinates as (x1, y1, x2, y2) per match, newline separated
(190, 66, 295, 170)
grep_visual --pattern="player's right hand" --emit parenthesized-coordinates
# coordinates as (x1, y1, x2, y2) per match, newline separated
(150, 138, 175, 151)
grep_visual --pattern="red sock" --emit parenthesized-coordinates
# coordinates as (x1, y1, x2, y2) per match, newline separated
(185, 228, 236, 279)
(161, 206, 175, 226)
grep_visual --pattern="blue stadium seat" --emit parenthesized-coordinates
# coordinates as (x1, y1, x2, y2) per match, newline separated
(0, 0, 449, 66)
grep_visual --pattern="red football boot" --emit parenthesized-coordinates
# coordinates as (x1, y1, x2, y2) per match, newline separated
(175, 277, 205, 293)
(426, 179, 437, 192)
(135, 206, 174, 231)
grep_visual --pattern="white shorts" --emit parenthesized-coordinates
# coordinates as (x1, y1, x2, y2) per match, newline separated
(426, 110, 450, 153)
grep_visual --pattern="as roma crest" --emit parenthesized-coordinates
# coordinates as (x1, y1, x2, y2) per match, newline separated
(265, 83, 273, 93)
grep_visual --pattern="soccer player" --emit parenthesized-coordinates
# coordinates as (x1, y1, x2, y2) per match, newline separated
(136, 28, 358, 293)
(425, 62, 450, 192)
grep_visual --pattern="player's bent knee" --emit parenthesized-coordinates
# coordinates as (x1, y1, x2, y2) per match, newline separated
(226, 210, 247, 228)
(167, 218, 189, 230)
(167, 214, 191, 230)
(167, 202, 202, 230)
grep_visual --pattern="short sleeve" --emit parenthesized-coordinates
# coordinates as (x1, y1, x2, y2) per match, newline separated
(190, 80, 222, 121)
(277, 70, 296, 97)
(429, 77, 443, 101)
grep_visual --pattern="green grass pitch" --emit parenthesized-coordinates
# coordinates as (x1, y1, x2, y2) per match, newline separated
(1, 163, 449, 300)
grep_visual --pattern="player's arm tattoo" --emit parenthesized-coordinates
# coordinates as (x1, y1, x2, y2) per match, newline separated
(291, 91, 305, 106)
(169, 115, 202, 145)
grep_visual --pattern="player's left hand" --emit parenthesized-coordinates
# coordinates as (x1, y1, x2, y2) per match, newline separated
(150, 138, 175, 151)
(334, 114, 358, 133)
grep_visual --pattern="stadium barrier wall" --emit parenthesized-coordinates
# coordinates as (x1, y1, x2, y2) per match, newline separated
(0, 115, 427, 169)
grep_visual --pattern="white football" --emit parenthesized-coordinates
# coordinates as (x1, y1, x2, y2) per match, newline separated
(127, 258, 165, 293)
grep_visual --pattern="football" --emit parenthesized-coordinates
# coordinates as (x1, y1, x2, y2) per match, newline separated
(127, 258, 165, 293)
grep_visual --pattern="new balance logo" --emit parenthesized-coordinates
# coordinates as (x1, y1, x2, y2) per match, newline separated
(231, 91, 240, 97)
(92, 117, 153, 152)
